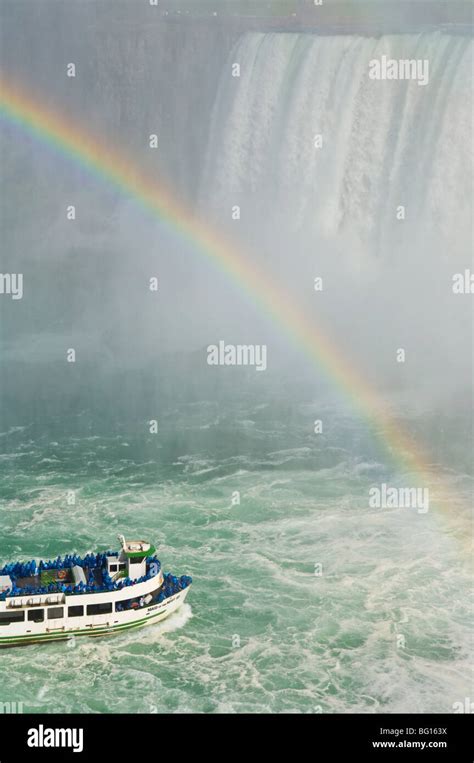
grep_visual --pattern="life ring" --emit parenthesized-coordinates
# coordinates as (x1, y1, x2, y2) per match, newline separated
(57, 569, 67, 580)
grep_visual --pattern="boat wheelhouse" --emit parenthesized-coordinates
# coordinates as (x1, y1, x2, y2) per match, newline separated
(0, 535, 192, 647)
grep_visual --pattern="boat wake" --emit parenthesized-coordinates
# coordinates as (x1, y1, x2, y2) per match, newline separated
(120, 603, 193, 647)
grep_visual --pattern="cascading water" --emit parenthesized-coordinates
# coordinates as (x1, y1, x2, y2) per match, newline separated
(0, 10, 472, 716)
(202, 32, 472, 252)
(198, 31, 473, 404)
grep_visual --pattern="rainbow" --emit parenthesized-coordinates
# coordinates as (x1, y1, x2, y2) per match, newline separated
(0, 77, 468, 545)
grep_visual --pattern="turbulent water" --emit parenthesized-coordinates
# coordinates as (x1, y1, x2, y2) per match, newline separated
(0, 27, 472, 714)
(0, 400, 471, 714)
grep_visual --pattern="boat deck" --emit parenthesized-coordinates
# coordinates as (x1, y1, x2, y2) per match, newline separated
(15, 567, 103, 590)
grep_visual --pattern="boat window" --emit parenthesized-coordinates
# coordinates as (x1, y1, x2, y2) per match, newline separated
(28, 609, 44, 623)
(68, 606, 84, 618)
(109, 564, 118, 573)
(115, 592, 151, 612)
(0, 611, 25, 626)
(47, 607, 64, 619)
(87, 602, 112, 616)
(118, 563, 126, 571)
(129, 557, 144, 565)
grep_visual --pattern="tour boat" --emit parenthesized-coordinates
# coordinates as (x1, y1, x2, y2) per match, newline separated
(0, 535, 192, 647)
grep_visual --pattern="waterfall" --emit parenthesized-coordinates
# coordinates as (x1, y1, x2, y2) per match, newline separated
(201, 32, 472, 253)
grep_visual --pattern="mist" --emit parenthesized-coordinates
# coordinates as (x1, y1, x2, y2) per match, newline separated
(0, 0, 472, 720)
(0, 0, 472, 429)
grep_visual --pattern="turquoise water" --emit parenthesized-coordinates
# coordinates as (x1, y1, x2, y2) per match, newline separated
(0, 402, 471, 714)
(0, 8, 472, 716)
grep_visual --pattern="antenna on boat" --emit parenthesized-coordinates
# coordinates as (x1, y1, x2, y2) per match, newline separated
(117, 534, 126, 550)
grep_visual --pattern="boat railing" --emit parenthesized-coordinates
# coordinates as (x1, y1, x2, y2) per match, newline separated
(0, 553, 163, 600)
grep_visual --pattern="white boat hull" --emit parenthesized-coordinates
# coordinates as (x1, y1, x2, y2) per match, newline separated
(0, 582, 191, 647)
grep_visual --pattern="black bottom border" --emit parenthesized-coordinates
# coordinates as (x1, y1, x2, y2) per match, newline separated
(0, 713, 471, 760)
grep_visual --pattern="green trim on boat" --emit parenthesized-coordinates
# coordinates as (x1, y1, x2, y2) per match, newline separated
(123, 545, 156, 559)
(0, 607, 170, 646)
